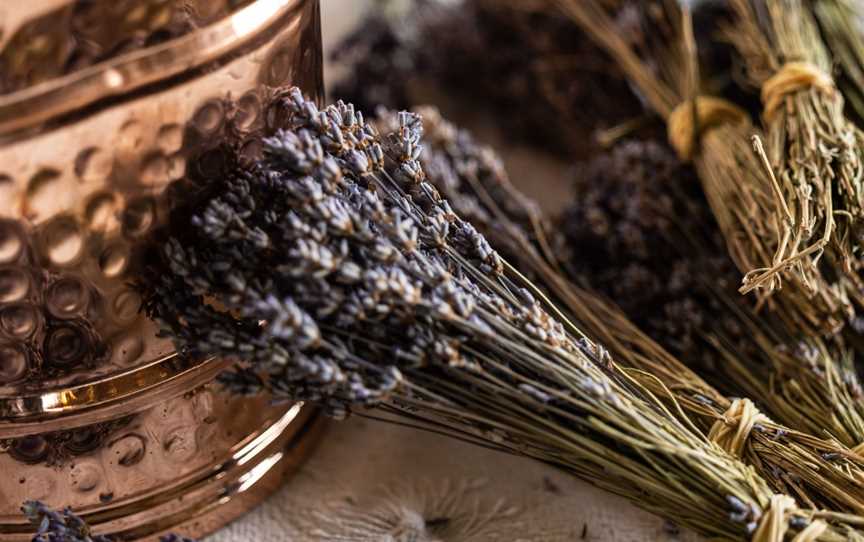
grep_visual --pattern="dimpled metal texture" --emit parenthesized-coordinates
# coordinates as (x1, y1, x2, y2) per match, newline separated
(0, 1, 324, 539)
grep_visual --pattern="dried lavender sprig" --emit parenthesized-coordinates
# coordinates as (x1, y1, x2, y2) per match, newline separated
(413, 108, 864, 514)
(142, 88, 862, 540)
(723, 0, 864, 306)
(21, 501, 196, 542)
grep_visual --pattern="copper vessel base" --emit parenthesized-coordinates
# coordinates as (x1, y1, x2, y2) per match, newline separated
(1, 404, 323, 541)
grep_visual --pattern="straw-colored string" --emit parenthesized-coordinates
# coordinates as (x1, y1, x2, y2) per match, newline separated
(761, 62, 835, 122)
(791, 519, 828, 542)
(750, 494, 827, 542)
(708, 398, 768, 458)
(752, 494, 794, 542)
(667, 96, 748, 160)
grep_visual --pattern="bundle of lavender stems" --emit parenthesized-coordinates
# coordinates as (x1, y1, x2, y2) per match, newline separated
(414, 108, 864, 514)
(131, 88, 864, 541)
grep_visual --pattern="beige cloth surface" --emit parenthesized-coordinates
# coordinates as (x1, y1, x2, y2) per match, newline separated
(207, 418, 701, 541)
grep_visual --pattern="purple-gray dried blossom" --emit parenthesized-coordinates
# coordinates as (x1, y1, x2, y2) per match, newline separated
(21, 501, 195, 542)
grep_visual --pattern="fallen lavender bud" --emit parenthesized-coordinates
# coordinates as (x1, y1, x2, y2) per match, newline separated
(23, 501, 111, 542)
(22, 501, 195, 542)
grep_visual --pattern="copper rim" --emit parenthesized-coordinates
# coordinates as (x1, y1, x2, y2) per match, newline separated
(0, 0, 311, 140)
(0, 354, 232, 437)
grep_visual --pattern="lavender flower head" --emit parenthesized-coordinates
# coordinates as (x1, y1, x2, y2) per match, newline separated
(143, 88, 609, 418)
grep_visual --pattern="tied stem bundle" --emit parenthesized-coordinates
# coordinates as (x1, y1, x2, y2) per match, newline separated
(415, 109, 864, 514)
(141, 89, 861, 540)
(724, 0, 864, 319)
(551, 0, 855, 335)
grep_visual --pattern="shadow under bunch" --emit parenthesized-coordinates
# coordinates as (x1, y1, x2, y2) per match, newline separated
(139, 88, 861, 540)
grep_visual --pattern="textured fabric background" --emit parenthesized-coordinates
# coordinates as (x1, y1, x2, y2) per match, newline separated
(207, 419, 701, 541)
(207, 2, 703, 540)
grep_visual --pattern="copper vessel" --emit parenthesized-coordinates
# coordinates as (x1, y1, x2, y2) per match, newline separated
(0, 1, 324, 539)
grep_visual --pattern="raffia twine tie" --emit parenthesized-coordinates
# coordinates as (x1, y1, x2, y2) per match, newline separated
(761, 61, 835, 122)
(790, 519, 828, 542)
(667, 96, 748, 161)
(710, 401, 829, 541)
(708, 398, 768, 458)
(751, 494, 827, 542)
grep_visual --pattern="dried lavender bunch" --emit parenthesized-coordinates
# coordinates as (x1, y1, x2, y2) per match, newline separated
(724, 0, 864, 315)
(415, 108, 864, 513)
(552, 0, 856, 335)
(560, 141, 745, 361)
(22, 501, 195, 542)
(331, 0, 644, 156)
(558, 139, 864, 449)
(141, 88, 863, 540)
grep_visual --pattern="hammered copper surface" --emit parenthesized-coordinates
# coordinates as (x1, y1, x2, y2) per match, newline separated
(1, 393, 323, 541)
(0, 0, 324, 538)
(0, 0, 322, 401)
(0, 0, 258, 94)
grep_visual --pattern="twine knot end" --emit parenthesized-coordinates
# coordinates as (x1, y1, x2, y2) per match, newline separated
(667, 96, 748, 161)
(709, 398, 768, 458)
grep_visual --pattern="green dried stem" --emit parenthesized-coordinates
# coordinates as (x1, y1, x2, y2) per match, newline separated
(415, 109, 864, 515)
(549, 0, 857, 336)
(724, 0, 864, 326)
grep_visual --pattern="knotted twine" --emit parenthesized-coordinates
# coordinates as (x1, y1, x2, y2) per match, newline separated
(751, 495, 828, 542)
(666, 62, 835, 161)
(709, 399, 829, 541)
(667, 96, 748, 161)
(761, 61, 836, 122)
(709, 398, 768, 458)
